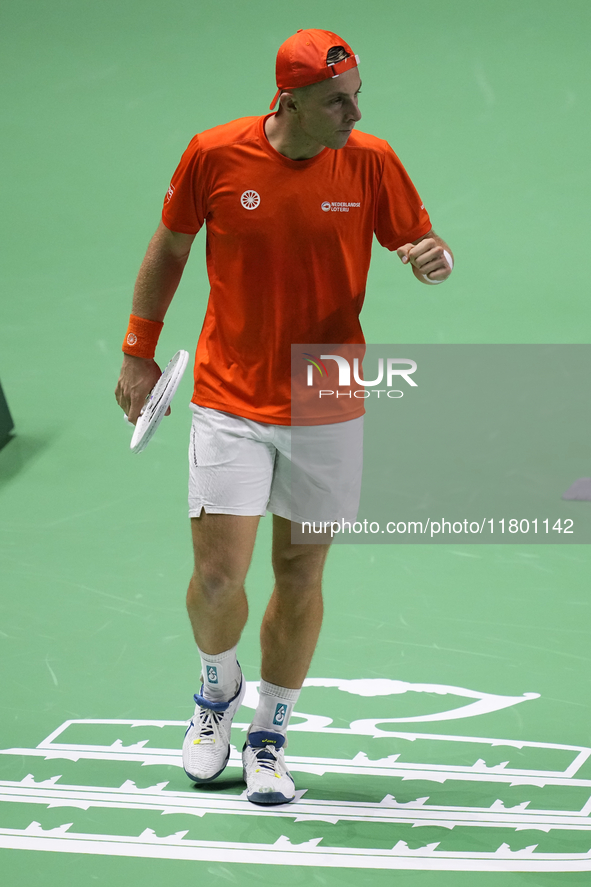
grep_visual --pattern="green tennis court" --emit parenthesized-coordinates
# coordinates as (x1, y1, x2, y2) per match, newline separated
(1, 1, 590, 884)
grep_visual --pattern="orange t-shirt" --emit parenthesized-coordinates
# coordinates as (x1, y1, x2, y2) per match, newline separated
(162, 115, 431, 425)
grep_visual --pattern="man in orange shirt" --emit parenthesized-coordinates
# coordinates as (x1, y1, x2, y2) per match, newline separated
(115, 29, 453, 805)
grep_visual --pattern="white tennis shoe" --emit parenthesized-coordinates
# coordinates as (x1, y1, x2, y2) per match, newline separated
(182, 676, 245, 783)
(242, 730, 295, 805)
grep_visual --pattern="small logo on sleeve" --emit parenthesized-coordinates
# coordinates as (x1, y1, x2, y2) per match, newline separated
(165, 184, 175, 204)
(207, 666, 219, 684)
(273, 703, 287, 726)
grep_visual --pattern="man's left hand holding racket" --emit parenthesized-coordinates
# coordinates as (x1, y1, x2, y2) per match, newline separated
(116, 350, 189, 453)
(114, 222, 196, 452)
(116, 354, 168, 426)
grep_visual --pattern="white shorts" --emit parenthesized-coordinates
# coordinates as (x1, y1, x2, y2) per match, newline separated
(188, 404, 363, 523)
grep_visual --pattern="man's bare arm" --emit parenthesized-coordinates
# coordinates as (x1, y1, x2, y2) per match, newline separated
(115, 222, 196, 423)
(396, 229, 454, 285)
(129, 221, 195, 321)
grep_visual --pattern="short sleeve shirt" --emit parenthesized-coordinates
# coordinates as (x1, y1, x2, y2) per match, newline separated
(162, 115, 431, 425)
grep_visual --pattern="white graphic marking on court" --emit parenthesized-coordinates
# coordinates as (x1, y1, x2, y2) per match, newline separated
(1, 679, 590, 871)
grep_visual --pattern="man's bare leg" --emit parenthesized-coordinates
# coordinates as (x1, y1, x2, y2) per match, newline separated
(260, 514, 330, 688)
(183, 511, 260, 783)
(242, 515, 330, 803)
(186, 511, 260, 655)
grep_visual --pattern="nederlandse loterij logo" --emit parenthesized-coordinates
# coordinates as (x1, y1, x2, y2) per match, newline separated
(241, 190, 260, 210)
(321, 200, 361, 213)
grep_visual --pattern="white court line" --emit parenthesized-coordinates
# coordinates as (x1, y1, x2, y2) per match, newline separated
(1, 776, 591, 831)
(1, 824, 591, 871)
(3, 743, 590, 789)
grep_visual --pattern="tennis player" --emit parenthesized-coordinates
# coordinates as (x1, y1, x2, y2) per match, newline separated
(115, 28, 453, 805)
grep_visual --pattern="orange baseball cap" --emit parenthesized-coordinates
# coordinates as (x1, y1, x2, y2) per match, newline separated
(270, 29, 360, 110)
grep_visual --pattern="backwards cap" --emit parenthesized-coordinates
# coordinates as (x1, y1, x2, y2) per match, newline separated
(270, 28, 359, 110)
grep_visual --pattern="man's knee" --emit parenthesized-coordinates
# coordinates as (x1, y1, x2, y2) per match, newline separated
(271, 516, 330, 592)
(273, 549, 328, 596)
(189, 512, 258, 606)
(189, 564, 245, 606)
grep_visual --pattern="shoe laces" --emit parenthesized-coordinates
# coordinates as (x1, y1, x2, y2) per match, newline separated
(251, 744, 281, 774)
(195, 705, 224, 745)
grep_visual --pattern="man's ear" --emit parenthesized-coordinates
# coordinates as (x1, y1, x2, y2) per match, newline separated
(279, 91, 299, 114)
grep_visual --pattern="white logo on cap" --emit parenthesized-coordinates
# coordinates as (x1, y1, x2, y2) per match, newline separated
(241, 190, 260, 210)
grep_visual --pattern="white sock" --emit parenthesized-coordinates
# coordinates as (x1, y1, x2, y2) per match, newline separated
(251, 680, 300, 736)
(198, 645, 241, 702)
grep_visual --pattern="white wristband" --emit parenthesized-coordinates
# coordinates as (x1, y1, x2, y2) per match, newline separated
(422, 249, 453, 284)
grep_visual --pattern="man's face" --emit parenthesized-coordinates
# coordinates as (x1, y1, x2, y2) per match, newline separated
(291, 67, 362, 150)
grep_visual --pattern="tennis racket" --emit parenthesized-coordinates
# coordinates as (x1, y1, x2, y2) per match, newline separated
(128, 350, 190, 454)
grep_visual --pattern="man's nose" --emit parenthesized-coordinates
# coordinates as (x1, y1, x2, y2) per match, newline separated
(346, 99, 362, 122)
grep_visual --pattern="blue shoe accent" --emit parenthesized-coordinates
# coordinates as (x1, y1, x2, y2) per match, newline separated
(191, 691, 231, 713)
(247, 790, 294, 805)
(245, 730, 286, 750)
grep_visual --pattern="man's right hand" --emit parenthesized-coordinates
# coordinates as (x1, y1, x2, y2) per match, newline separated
(115, 354, 166, 425)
